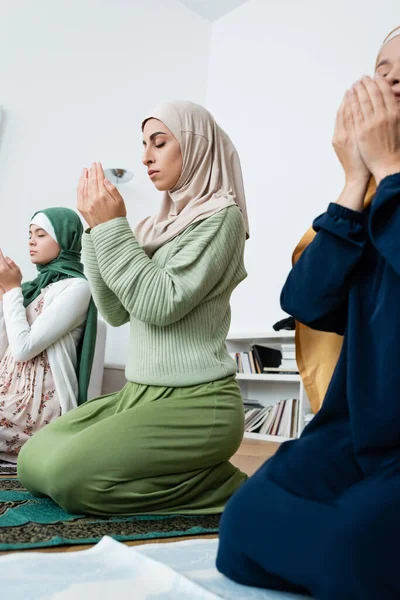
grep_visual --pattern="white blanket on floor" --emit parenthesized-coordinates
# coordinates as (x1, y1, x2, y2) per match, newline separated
(0, 536, 310, 599)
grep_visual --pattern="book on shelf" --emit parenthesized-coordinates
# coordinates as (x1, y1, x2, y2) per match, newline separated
(245, 406, 271, 432)
(241, 352, 252, 375)
(281, 343, 295, 351)
(244, 398, 298, 438)
(269, 400, 285, 436)
(248, 351, 257, 374)
(280, 344, 296, 363)
(243, 399, 263, 408)
(281, 359, 297, 368)
(233, 346, 299, 375)
(252, 345, 281, 371)
(262, 367, 299, 375)
(259, 404, 279, 434)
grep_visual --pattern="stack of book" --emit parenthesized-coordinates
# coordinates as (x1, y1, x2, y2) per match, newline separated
(279, 342, 297, 371)
(232, 344, 299, 375)
(232, 345, 281, 375)
(244, 398, 298, 438)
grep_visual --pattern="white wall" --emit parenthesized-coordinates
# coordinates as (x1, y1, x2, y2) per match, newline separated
(3, 0, 397, 364)
(207, 0, 397, 333)
(0, 0, 210, 363)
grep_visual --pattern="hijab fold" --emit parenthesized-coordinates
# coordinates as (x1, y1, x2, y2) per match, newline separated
(134, 101, 249, 257)
(24, 207, 97, 405)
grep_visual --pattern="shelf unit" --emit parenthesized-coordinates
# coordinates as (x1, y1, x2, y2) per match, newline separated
(227, 331, 312, 443)
(236, 373, 300, 383)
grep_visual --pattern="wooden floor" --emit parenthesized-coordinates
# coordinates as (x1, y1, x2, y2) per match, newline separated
(0, 439, 280, 555)
(231, 438, 279, 476)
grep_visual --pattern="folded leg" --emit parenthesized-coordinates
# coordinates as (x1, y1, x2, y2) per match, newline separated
(217, 452, 400, 600)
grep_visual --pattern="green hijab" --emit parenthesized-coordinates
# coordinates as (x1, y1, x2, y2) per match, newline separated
(24, 207, 97, 405)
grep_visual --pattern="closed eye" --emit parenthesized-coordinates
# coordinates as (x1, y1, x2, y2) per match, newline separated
(376, 69, 389, 79)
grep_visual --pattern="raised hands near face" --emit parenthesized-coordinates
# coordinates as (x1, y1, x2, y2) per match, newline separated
(348, 76, 400, 184)
(333, 92, 371, 185)
(0, 249, 22, 293)
(77, 163, 127, 229)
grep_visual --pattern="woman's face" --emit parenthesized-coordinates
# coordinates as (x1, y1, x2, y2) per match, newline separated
(375, 36, 400, 107)
(142, 119, 183, 191)
(29, 225, 60, 265)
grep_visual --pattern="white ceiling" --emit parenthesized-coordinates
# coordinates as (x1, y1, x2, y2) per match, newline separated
(177, 0, 251, 21)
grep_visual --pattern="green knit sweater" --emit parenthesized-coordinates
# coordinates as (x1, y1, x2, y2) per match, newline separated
(82, 205, 247, 386)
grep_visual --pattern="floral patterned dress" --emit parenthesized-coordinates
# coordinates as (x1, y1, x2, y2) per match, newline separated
(0, 290, 61, 462)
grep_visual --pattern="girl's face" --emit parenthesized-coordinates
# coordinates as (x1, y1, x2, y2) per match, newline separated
(375, 36, 400, 107)
(29, 225, 60, 265)
(142, 118, 183, 191)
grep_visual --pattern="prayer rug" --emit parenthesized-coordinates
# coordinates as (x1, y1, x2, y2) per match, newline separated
(0, 463, 17, 476)
(0, 479, 220, 551)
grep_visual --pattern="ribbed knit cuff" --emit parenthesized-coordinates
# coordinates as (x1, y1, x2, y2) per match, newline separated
(90, 217, 131, 244)
(326, 202, 367, 225)
(312, 203, 367, 246)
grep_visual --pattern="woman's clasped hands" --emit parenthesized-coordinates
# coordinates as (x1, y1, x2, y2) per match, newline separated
(0, 249, 22, 296)
(334, 75, 400, 186)
(77, 162, 127, 229)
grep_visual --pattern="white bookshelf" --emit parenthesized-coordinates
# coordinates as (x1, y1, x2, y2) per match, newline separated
(228, 331, 296, 342)
(243, 431, 294, 443)
(227, 331, 312, 443)
(236, 373, 300, 383)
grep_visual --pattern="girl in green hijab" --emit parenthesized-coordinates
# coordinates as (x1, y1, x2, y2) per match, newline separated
(0, 207, 97, 463)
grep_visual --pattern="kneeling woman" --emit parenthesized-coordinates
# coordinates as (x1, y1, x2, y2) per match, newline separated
(18, 101, 250, 516)
(0, 208, 96, 462)
(217, 26, 400, 600)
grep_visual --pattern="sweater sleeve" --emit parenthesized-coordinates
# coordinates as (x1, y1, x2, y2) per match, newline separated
(280, 203, 368, 334)
(82, 232, 130, 327)
(3, 279, 91, 362)
(90, 206, 246, 327)
(0, 301, 8, 360)
(369, 172, 400, 274)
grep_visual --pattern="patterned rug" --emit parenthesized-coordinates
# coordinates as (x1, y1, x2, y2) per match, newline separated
(0, 464, 17, 476)
(0, 479, 220, 551)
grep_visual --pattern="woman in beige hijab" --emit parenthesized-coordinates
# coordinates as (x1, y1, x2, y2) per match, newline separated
(217, 27, 400, 599)
(18, 101, 251, 518)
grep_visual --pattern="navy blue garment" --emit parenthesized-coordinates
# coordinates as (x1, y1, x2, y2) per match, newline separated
(217, 173, 400, 600)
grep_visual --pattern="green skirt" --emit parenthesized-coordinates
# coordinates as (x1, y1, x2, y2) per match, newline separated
(17, 375, 247, 516)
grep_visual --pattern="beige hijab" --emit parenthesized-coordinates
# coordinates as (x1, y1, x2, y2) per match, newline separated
(294, 26, 400, 414)
(134, 101, 250, 257)
(376, 25, 400, 60)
